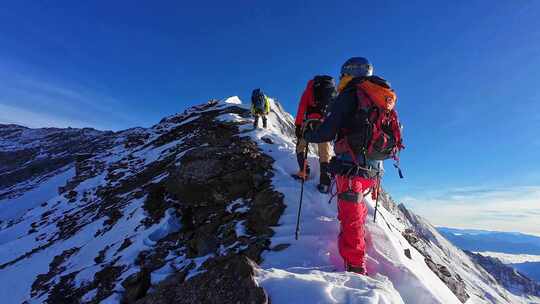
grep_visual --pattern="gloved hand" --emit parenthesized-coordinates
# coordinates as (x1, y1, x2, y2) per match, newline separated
(295, 125, 303, 138)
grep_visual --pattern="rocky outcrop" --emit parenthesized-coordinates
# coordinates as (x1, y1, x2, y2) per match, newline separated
(371, 192, 471, 303)
(135, 255, 268, 304)
(132, 101, 284, 302)
(1, 99, 285, 304)
(398, 206, 470, 303)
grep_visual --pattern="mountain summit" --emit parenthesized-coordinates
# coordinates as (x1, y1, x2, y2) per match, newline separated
(0, 97, 538, 303)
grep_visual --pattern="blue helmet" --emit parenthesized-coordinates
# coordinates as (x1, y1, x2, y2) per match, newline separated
(340, 57, 373, 78)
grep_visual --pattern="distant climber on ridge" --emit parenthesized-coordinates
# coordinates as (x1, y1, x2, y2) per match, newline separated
(251, 88, 271, 128)
(303, 57, 404, 274)
(292, 75, 336, 194)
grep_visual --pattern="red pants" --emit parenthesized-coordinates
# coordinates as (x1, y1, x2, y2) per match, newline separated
(336, 175, 375, 268)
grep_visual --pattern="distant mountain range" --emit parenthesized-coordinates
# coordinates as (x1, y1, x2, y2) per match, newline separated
(438, 227, 540, 283)
(437, 227, 540, 255)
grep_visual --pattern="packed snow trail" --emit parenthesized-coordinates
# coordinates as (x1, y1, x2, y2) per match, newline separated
(219, 98, 462, 304)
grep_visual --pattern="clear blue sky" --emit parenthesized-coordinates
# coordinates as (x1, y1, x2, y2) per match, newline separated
(1, 1, 539, 234)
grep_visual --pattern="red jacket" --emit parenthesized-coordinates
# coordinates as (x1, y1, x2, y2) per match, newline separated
(294, 80, 324, 126)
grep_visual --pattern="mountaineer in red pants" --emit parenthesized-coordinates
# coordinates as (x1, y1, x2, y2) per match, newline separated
(304, 57, 404, 274)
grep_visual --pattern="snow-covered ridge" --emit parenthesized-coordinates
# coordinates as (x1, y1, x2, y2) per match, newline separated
(216, 97, 540, 303)
(0, 98, 273, 303)
(1, 97, 539, 303)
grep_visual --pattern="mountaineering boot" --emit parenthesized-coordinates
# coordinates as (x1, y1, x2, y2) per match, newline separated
(292, 153, 310, 180)
(317, 184, 329, 194)
(253, 117, 259, 128)
(318, 162, 331, 193)
(296, 153, 303, 170)
(346, 263, 366, 275)
(296, 152, 307, 171)
(292, 167, 310, 180)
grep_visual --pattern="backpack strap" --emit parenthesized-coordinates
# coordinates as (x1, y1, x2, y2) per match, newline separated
(304, 80, 315, 121)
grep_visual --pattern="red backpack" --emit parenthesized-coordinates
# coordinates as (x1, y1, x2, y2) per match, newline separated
(336, 76, 404, 175)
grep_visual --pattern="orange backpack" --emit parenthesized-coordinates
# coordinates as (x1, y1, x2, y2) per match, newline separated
(336, 76, 404, 177)
(358, 79, 397, 111)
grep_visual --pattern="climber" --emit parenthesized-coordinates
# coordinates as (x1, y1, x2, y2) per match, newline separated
(303, 57, 404, 275)
(292, 75, 336, 194)
(251, 88, 271, 128)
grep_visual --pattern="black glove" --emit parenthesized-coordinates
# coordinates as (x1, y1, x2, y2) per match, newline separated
(295, 125, 303, 138)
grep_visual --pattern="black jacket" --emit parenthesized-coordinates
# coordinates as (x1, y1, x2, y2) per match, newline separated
(303, 78, 362, 144)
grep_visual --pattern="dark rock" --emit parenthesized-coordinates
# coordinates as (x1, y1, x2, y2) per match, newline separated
(31, 247, 81, 298)
(121, 269, 151, 303)
(404, 248, 412, 259)
(439, 265, 452, 277)
(246, 188, 285, 236)
(189, 232, 219, 257)
(132, 272, 188, 304)
(403, 229, 469, 303)
(142, 185, 168, 226)
(117, 238, 133, 254)
(94, 246, 109, 264)
(136, 255, 268, 304)
(261, 137, 273, 144)
(66, 190, 78, 203)
(271, 243, 290, 252)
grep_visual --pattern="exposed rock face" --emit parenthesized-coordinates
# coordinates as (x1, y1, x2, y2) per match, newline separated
(0, 99, 284, 303)
(121, 269, 152, 304)
(135, 255, 268, 304)
(401, 226, 469, 303)
(466, 251, 540, 297)
(390, 198, 534, 303)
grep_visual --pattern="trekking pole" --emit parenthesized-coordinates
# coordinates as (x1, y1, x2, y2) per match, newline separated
(373, 162, 382, 223)
(295, 142, 309, 240)
(294, 120, 318, 240)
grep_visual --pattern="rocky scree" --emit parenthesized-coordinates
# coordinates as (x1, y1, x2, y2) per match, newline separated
(3, 100, 284, 304)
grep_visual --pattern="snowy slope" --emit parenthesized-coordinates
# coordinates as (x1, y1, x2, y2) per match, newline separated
(232, 98, 540, 304)
(1, 97, 539, 304)
(0, 98, 259, 303)
(244, 100, 458, 304)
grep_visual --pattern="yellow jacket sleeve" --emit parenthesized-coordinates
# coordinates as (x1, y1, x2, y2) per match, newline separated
(264, 97, 270, 114)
